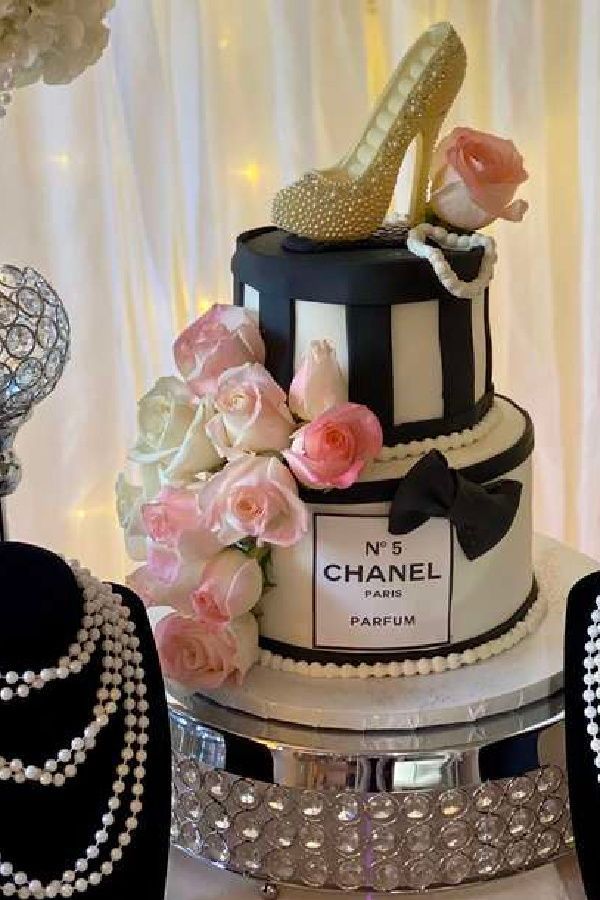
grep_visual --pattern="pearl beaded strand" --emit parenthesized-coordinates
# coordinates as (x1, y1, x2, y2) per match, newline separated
(0, 564, 148, 898)
(0, 575, 107, 700)
(0, 576, 131, 786)
(583, 594, 600, 777)
(407, 222, 497, 299)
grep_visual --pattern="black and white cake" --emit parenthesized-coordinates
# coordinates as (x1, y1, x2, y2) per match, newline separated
(232, 226, 537, 678)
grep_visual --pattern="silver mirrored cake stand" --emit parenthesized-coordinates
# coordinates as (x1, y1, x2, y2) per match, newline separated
(169, 536, 597, 896)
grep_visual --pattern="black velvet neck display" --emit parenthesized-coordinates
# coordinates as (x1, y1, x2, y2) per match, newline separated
(565, 570, 600, 900)
(0, 542, 171, 898)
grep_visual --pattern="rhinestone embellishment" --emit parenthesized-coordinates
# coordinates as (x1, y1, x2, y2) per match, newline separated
(171, 761, 571, 892)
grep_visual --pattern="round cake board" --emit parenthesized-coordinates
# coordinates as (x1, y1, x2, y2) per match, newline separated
(196, 534, 597, 731)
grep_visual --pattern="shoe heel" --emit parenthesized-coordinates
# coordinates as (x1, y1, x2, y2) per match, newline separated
(408, 114, 444, 224)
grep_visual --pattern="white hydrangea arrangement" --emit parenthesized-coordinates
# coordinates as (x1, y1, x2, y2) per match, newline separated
(0, 0, 114, 92)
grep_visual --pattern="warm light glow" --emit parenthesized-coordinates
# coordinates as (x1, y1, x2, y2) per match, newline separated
(218, 35, 230, 50)
(70, 504, 114, 521)
(238, 161, 261, 186)
(196, 295, 212, 314)
(49, 152, 71, 169)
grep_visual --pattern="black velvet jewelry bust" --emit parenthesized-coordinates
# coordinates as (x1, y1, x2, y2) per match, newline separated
(0, 542, 171, 898)
(565, 571, 600, 900)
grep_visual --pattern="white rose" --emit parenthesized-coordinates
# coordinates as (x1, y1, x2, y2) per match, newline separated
(115, 473, 146, 561)
(206, 363, 294, 460)
(128, 377, 220, 489)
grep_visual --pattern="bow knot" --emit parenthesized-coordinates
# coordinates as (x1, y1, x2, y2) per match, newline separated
(388, 450, 522, 561)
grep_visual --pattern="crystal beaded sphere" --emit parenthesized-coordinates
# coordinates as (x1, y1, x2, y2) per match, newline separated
(0, 265, 70, 424)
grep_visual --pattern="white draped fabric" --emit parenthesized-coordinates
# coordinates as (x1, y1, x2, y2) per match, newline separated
(2, 0, 598, 579)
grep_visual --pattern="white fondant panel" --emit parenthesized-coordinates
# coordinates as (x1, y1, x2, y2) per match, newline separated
(313, 515, 452, 650)
(294, 301, 348, 377)
(391, 301, 443, 424)
(472, 291, 486, 401)
(242, 284, 260, 321)
(260, 398, 533, 654)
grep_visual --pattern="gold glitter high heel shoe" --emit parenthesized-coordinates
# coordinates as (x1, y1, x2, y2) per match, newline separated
(272, 22, 466, 242)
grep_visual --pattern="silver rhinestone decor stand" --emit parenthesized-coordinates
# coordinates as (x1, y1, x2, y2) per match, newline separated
(0, 264, 70, 539)
(169, 690, 572, 894)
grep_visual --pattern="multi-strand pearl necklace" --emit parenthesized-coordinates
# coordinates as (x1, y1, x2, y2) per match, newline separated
(583, 594, 600, 777)
(0, 563, 147, 898)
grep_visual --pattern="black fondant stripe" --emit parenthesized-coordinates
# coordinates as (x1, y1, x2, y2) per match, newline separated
(299, 396, 534, 505)
(258, 292, 295, 391)
(383, 390, 492, 446)
(438, 298, 475, 418)
(259, 578, 538, 666)
(484, 288, 493, 393)
(346, 305, 393, 426)
(233, 278, 243, 308)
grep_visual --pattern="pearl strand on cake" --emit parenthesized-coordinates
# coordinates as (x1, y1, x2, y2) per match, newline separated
(407, 223, 497, 299)
(583, 595, 600, 777)
(0, 578, 132, 786)
(0, 565, 148, 899)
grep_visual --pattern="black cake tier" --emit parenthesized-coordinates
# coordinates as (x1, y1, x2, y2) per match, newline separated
(231, 226, 492, 445)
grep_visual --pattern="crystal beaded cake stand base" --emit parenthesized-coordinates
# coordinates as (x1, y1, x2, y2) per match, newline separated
(169, 534, 596, 894)
(172, 534, 595, 731)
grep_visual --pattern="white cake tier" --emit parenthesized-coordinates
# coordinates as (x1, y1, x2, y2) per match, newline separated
(191, 534, 596, 730)
(258, 396, 534, 668)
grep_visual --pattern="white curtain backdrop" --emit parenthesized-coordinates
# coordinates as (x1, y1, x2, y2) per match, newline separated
(1, 0, 597, 580)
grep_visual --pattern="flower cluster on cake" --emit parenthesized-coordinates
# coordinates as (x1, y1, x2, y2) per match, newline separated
(117, 305, 385, 690)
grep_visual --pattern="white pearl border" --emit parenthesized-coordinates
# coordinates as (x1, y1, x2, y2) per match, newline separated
(583, 595, 600, 776)
(375, 403, 500, 462)
(407, 223, 497, 299)
(258, 589, 547, 679)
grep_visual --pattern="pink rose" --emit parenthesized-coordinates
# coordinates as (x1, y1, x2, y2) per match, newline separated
(155, 611, 259, 690)
(174, 304, 265, 396)
(283, 402, 383, 489)
(198, 455, 308, 547)
(430, 127, 528, 230)
(191, 548, 263, 631)
(206, 363, 294, 459)
(141, 487, 224, 583)
(289, 340, 348, 421)
(128, 560, 203, 612)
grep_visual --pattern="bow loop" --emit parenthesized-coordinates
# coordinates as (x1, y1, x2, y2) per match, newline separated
(389, 450, 522, 561)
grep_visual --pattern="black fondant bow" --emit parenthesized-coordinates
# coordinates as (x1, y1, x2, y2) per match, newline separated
(388, 449, 522, 561)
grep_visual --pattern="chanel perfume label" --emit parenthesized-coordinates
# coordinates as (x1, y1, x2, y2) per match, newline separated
(313, 514, 453, 651)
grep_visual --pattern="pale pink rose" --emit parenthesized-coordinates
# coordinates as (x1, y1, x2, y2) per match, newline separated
(198, 455, 308, 547)
(128, 559, 203, 611)
(191, 548, 263, 631)
(142, 487, 201, 545)
(155, 611, 259, 690)
(430, 127, 528, 230)
(141, 487, 224, 583)
(206, 363, 294, 460)
(174, 304, 265, 396)
(289, 340, 348, 421)
(283, 402, 383, 489)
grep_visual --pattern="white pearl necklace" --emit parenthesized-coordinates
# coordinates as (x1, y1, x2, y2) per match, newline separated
(583, 594, 600, 777)
(0, 579, 129, 787)
(0, 587, 103, 699)
(407, 223, 497, 299)
(0, 564, 147, 898)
